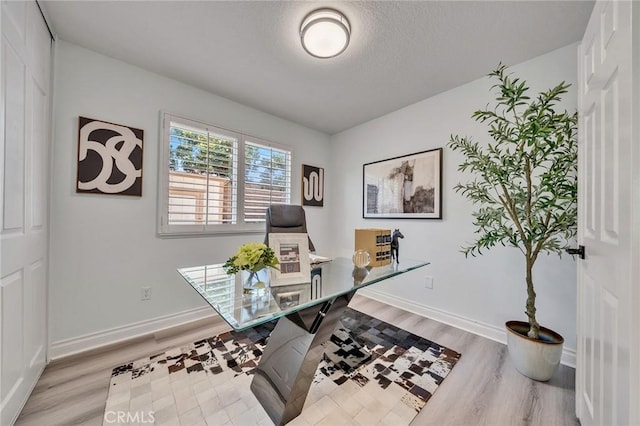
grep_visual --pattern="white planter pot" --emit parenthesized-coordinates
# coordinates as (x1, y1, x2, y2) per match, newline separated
(505, 321, 564, 382)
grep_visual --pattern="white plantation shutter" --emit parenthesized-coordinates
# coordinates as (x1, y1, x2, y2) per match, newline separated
(167, 121, 238, 226)
(159, 113, 292, 235)
(244, 141, 292, 223)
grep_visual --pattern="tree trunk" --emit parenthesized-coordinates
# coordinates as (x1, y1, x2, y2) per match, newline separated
(525, 257, 540, 339)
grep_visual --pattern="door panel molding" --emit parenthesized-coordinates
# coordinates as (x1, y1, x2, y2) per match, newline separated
(0, 1, 51, 424)
(577, 1, 636, 425)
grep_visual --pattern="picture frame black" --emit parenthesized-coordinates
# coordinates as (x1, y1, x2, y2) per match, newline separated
(76, 116, 144, 196)
(301, 164, 324, 207)
(363, 148, 442, 219)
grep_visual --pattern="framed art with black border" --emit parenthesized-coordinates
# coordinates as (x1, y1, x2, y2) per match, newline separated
(301, 164, 324, 207)
(363, 148, 442, 219)
(76, 116, 144, 196)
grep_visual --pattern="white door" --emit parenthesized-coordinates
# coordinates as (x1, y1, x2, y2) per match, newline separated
(0, 1, 52, 424)
(576, 1, 638, 425)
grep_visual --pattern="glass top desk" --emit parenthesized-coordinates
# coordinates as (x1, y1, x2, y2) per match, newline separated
(178, 257, 429, 425)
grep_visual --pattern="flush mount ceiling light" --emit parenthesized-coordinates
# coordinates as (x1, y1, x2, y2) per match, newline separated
(300, 8, 351, 59)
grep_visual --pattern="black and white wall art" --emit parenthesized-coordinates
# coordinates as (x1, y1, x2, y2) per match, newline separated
(363, 148, 442, 219)
(76, 116, 144, 196)
(302, 164, 324, 207)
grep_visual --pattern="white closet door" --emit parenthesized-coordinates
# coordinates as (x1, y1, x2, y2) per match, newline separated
(1, 1, 52, 424)
(576, 1, 638, 425)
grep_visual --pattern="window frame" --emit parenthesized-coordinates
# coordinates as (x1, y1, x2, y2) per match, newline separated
(158, 112, 292, 237)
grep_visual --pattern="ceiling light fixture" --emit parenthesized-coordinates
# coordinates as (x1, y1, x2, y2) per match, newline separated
(300, 8, 351, 59)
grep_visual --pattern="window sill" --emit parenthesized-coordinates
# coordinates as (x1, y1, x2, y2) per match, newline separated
(157, 227, 265, 239)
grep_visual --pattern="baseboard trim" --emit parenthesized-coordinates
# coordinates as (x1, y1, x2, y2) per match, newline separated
(49, 306, 218, 360)
(358, 288, 576, 368)
(49, 292, 577, 367)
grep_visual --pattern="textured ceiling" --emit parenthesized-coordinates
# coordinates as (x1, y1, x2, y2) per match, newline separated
(40, 1, 594, 135)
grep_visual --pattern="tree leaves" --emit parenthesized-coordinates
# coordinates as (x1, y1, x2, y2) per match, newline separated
(448, 65, 577, 261)
(448, 65, 578, 339)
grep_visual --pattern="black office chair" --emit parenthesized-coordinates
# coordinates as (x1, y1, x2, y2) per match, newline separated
(264, 204, 316, 252)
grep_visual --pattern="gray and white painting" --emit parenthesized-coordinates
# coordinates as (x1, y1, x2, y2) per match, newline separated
(363, 148, 442, 219)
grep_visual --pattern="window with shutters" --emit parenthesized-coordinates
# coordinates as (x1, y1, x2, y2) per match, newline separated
(158, 113, 292, 236)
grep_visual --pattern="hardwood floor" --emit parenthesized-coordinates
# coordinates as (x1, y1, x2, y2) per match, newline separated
(15, 295, 578, 426)
(352, 297, 578, 426)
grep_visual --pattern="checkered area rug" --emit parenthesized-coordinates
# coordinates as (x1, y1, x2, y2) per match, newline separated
(103, 308, 461, 425)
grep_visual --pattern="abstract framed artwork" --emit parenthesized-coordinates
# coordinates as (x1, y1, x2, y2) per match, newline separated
(363, 148, 442, 219)
(268, 233, 311, 286)
(76, 116, 144, 196)
(301, 164, 324, 207)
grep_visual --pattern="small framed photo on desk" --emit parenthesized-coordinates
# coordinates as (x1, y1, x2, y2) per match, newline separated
(268, 233, 311, 286)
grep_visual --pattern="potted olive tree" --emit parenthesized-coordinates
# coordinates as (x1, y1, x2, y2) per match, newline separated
(448, 64, 577, 381)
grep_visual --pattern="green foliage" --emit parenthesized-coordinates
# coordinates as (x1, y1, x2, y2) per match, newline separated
(448, 64, 578, 339)
(170, 128, 288, 188)
(245, 144, 288, 188)
(449, 65, 577, 258)
(169, 128, 233, 177)
(223, 242, 279, 274)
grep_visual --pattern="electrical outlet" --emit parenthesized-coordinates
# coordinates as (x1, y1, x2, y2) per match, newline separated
(141, 286, 152, 300)
(425, 276, 434, 289)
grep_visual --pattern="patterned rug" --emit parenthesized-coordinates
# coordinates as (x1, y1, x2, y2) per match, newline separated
(103, 308, 461, 425)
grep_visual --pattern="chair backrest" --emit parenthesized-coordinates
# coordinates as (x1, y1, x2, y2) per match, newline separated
(264, 204, 316, 252)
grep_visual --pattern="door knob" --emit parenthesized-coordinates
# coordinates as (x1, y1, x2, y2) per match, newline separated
(566, 245, 585, 259)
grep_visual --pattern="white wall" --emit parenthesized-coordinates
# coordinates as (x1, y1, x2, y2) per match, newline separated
(50, 41, 331, 346)
(50, 40, 579, 360)
(329, 44, 579, 354)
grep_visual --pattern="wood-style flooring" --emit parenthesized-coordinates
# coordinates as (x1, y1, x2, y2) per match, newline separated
(15, 295, 578, 426)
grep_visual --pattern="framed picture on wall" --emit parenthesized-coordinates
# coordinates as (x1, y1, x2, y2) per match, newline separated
(268, 233, 311, 286)
(363, 148, 442, 219)
(76, 116, 144, 196)
(301, 164, 324, 207)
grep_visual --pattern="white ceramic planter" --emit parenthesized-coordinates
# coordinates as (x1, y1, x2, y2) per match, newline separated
(505, 321, 564, 382)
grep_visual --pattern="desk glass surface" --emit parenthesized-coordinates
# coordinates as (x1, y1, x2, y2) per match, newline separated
(178, 257, 428, 331)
